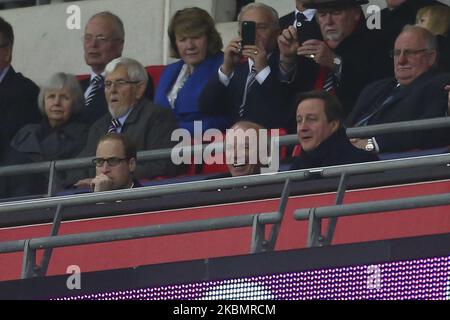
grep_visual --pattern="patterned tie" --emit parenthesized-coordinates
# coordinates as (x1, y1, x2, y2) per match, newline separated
(108, 118, 121, 133)
(354, 84, 404, 127)
(323, 72, 335, 93)
(238, 65, 258, 118)
(296, 12, 307, 27)
(85, 75, 104, 108)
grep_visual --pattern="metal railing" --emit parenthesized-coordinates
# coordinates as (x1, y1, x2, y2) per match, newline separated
(294, 192, 450, 247)
(0, 117, 449, 198)
(1, 117, 450, 279)
(1, 151, 450, 279)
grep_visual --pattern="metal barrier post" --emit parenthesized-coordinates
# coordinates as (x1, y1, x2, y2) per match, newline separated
(34, 204, 64, 277)
(307, 208, 321, 247)
(21, 239, 37, 279)
(250, 178, 291, 253)
(323, 172, 349, 246)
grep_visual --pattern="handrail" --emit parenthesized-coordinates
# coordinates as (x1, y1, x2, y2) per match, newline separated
(294, 192, 450, 248)
(0, 152, 449, 215)
(0, 212, 281, 255)
(294, 193, 450, 220)
(0, 117, 449, 178)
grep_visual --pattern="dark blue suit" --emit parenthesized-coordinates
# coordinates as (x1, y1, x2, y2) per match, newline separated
(198, 52, 292, 131)
(347, 70, 450, 152)
(290, 128, 378, 170)
(155, 53, 231, 133)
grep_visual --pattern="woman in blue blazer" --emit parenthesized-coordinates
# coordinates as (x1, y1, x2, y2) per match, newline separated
(155, 7, 232, 134)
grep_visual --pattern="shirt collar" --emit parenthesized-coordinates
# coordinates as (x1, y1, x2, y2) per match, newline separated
(116, 105, 134, 126)
(90, 71, 106, 82)
(295, 8, 316, 22)
(0, 65, 11, 83)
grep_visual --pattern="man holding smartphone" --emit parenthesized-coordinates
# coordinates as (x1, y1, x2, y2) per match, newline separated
(199, 3, 292, 131)
(278, 0, 392, 118)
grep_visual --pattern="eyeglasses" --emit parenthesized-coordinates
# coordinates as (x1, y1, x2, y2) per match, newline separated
(83, 34, 122, 44)
(104, 79, 141, 89)
(389, 48, 430, 58)
(92, 157, 129, 167)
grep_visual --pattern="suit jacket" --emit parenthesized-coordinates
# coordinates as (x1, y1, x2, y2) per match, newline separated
(347, 70, 450, 152)
(0, 66, 41, 160)
(290, 128, 378, 170)
(155, 53, 232, 133)
(198, 52, 292, 131)
(289, 26, 393, 119)
(79, 72, 155, 125)
(66, 98, 179, 185)
(0, 117, 88, 198)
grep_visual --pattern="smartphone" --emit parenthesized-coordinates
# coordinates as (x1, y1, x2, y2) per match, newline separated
(297, 21, 322, 44)
(241, 21, 256, 46)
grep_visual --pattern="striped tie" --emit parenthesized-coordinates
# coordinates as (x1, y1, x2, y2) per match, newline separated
(296, 12, 307, 27)
(238, 66, 258, 118)
(108, 118, 121, 133)
(323, 72, 335, 92)
(85, 75, 104, 108)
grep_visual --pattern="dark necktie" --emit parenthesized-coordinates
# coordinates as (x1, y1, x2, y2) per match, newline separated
(238, 65, 258, 118)
(296, 12, 307, 27)
(85, 75, 104, 108)
(323, 71, 336, 93)
(355, 84, 404, 127)
(108, 118, 121, 133)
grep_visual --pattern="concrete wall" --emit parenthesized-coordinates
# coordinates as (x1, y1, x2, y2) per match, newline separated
(1, 0, 449, 85)
(0, 0, 235, 85)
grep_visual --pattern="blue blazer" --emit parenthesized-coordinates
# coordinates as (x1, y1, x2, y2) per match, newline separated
(155, 53, 231, 134)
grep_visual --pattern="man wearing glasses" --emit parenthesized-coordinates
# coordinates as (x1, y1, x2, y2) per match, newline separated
(347, 25, 450, 153)
(80, 12, 154, 125)
(69, 57, 178, 189)
(91, 133, 140, 192)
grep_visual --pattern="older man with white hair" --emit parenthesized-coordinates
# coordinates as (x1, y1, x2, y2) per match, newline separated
(71, 57, 179, 188)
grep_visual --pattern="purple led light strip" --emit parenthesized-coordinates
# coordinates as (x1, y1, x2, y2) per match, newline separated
(55, 256, 450, 300)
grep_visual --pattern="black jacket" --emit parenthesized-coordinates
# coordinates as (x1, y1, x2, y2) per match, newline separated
(0, 66, 41, 159)
(0, 117, 89, 198)
(199, 52, 292, 131)
(79, 72, 155, 125)
(290, 128, 378, 170)
(347, 70, 450, 152)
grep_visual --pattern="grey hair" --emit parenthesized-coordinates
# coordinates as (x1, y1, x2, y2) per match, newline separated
(104, 57, 149, 83)
(401, 25, 438, 51)
(88, 11, 125, 40)
(237, 2, 279, 26)
(38, 72, 85, 116)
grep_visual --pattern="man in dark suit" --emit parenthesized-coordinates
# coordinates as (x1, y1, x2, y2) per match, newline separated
(347, 25, 450, 153)
(199, 3, 291, 131)
(278, 0, 392, 120)
(291, 90, 378, 170)
(80, 12, 154, 125)
(0, 17, 41, 160)
(70, 57, 178, 189)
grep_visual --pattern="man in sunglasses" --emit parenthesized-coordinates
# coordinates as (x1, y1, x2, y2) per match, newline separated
(347, 25, 450, 153)
(91, 133, 141, 192)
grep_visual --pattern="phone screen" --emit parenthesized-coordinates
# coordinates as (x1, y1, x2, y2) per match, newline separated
(297, 21, 322, 44)
(241, 21, 256, 46)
